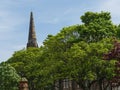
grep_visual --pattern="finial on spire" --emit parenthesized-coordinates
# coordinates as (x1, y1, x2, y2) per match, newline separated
(27, 12, 38, 48)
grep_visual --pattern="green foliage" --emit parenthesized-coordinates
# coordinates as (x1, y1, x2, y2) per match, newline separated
(81, 11, 111, 25)
(6, 11, 118, 90)
(7, 48, 43, 90)
(116, 24, 120, 38)
(80, 11, 117, 42)
(0, 62, 20, 90)
(65, 39, 116, 89)
(8, 48, 42, 74)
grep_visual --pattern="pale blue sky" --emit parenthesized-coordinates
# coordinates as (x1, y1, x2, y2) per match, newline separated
(0, 0, 120, 62)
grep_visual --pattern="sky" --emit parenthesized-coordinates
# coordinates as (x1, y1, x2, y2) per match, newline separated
(0, 0, 120, 62)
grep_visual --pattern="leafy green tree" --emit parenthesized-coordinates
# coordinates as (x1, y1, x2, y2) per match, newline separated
(43, 36, 116, 90)
(7, 48, 43, 90)
(80, 11, 117, 42)
(46, 12, 117, 45)
(0, 62, 20, 90)
(42, 11, 117, 90)
(64, 38, 116, 90)
(6, 11, 118, 90)
(7, 47, 57, 90)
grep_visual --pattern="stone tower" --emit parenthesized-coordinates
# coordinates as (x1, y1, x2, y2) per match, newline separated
(19, 77, 29, 90)
(27, 12, 38, 48)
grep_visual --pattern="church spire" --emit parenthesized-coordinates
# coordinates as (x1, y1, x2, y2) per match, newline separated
(27, 12, 38, 48)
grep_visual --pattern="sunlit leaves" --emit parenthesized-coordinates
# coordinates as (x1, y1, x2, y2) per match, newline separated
(0, 62, 20, 90)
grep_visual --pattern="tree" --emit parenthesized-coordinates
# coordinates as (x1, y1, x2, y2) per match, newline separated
(65, 38, 116, 90)
(7, 48, 43, 90)
(7, 47, 57, 90)
(0, 62, 20, 90)
(41, 11, 117, 90)
(80, 11, 117, 42)
(6, 11, 118, 90)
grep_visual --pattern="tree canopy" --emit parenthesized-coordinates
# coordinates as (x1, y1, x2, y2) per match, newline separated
(5, 11, 120, 90)
(0, 62, 20, 90)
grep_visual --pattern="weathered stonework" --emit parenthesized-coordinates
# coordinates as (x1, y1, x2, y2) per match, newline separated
(19, 77, 29, 90)
(27, 12, 38, 48)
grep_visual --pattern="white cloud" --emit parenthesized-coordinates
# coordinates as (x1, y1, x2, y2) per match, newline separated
(0, 1, 28, 61)
(39, 8, 80, 25)
(0, 51, 12, 62)
(2, 0, 120, 62)
(99, 0, 120, 24)
(101, 0, 119, 13)
(63, 8, 73, 15)
(12, 45, 26, 50)
(0, 12, 25, 31)
(0, 44, 25, 61)
(42, 18, 59, 24)
(38, 42, 43, 46)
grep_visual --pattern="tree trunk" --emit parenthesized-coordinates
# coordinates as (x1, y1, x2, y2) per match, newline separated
(98, 81, 103, 90)
(59, 79, 63, 90)
(72, 80, 77, 90)
(84, 87, 90, 90)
